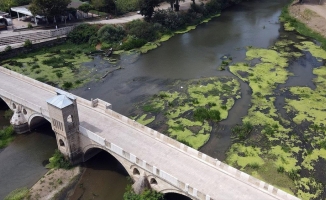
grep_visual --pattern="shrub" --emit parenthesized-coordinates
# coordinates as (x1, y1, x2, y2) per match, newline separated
(24, 39, 32, 48)
(125, 19, 158, 41)
(0, 125, 15, 148)
(5, 45, 12, 52)
(3, 110, 13, 119)
(62, 82, 73, 90)
(116, 0, 140, 14)
(67, 24, 99, 44)
(46, 149, 71, 169)
(193, 107, 220, 122)
(231, 122, 253, 140)
(120, 36, 147, 50)
(27, 22, 33, 28)
(97, 25, 126, 43)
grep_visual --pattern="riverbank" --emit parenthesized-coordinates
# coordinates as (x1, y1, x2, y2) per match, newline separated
(28, 167, 82, 200)
(283, 0, 326, 49)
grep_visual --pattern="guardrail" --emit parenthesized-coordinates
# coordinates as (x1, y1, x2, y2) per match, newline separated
(0, 66, 299, 200)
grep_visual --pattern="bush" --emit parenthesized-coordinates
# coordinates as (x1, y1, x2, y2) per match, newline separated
(46, 149, 71, 169)
(120, 36, 147, 50)
(231, 122, 253, 140)
(125, 19, 158, 41)
(0, 125, 15, 148)
(97, 25, 126, 44)
(27, 22, 33, 29)
(67, 24, 99, 44)
(4, 110, 13, 119)
(123, 184, 163, 200)
(62, 82, 73, 90)
(193, 107, 220, 122)
(24, 39, 32, 48)
(116, 0, 140, 14)
(5, 45, 12, 52)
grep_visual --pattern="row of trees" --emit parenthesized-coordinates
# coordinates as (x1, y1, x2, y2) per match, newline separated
(0, 0, 31, 13)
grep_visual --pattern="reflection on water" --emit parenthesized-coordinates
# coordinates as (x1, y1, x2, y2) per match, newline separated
(68, 151, 129, 200)
(0, 122, 57, 199)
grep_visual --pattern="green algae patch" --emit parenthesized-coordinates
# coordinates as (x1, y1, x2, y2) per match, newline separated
(284, 22, 295, 31)
(1, 44, 94, 90)
(175, 25, 197, 34)
(136, 114, 155, 126)
(200, 13, 221, 24)
(270, 145, 300, 172)
(158, 34, 174, 42)
(226, 143, 264, 170)
(246, 48, 288, 67)
(302, 149, 326, 171)
(130, 77, 240, 149)
(294, 41, 326, 59)
(297, 177, 324, 200)
(139, 42, 160, 53)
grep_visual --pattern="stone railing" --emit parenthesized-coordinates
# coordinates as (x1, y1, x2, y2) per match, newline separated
(78, 125, 204, 199)
(0, 88, 50, 119)
(49, 26, 75, 37)
(0, 66, 299, 200)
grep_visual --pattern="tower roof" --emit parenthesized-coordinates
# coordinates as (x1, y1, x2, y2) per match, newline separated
(47, 95, 73, 109)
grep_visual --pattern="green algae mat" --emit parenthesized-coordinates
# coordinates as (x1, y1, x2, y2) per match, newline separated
(130, 77, 241, 150)
(0, 44, 95, 90)
(228, 38, 326, 199)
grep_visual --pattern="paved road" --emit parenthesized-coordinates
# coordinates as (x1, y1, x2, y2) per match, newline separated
(0, 68, 299, 200)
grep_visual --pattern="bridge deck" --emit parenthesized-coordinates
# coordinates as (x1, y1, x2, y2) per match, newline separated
(0, 70, 296, 200)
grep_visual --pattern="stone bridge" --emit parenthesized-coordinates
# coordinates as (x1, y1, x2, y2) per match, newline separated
(0, 66, 299, 200)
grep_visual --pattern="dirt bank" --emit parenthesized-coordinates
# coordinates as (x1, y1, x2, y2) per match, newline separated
(28, 167, 81, 200)
(289, 0, 326, 37)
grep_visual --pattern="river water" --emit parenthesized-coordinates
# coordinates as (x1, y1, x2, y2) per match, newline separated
(0, 0, 293, 199)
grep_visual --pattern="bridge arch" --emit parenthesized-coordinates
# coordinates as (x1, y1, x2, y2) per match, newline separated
(29, 114, 50, 130)
(82, 144, 132, 177)
(0, 96, 12, 111)
(162, 190, 192, 200)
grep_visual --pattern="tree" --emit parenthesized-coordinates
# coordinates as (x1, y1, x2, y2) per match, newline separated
(78, 3, 94, 17)
(139, 0, 160, 20)
(166, 0, 174, 9)
(29, 0, 71, 22)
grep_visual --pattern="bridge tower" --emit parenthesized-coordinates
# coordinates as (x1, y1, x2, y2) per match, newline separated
(47, 90, 82, 164)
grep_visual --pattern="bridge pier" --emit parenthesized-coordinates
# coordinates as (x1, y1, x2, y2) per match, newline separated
(10, 105, 29, 134)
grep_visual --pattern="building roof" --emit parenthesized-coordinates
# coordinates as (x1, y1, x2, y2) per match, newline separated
(11, 6, 43, 18)
(47, 95, 73, 109)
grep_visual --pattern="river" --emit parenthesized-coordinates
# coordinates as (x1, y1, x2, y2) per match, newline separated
(0, 0, 294, 199)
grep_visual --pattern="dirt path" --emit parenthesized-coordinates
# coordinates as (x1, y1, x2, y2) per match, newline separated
(289, 0, 326, 37)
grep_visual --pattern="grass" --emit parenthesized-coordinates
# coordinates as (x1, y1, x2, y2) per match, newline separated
(4, 187, 29, 200)
(280, 4, 326, 50)
(0, 126, 15, 149)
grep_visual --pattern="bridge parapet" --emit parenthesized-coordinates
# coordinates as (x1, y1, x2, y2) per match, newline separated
(79, 124, 208, 200)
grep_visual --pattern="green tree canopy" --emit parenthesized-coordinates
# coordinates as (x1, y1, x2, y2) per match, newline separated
(139, 0, 160, 20)
(78, 3, 94, 16)
(29, 0, 71, 18)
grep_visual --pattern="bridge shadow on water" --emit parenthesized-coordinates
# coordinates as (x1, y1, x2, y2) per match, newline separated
(69, 149, 191, 200)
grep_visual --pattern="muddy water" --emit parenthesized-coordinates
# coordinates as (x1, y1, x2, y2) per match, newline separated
(0, 0, 296, 199)
(73, 0, 289, 157)
(69, 0, 292, 198)
(0, 102, 57, 199)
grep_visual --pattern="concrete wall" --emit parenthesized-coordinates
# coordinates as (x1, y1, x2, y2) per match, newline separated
(0, 37, 67, 61)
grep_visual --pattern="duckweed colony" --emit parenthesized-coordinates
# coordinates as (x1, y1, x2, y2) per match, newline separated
(228, 38, 326, 199)
(0, 44, 96, 90)
(131, 31, 326, 198)
(130, 77, 241, 149)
